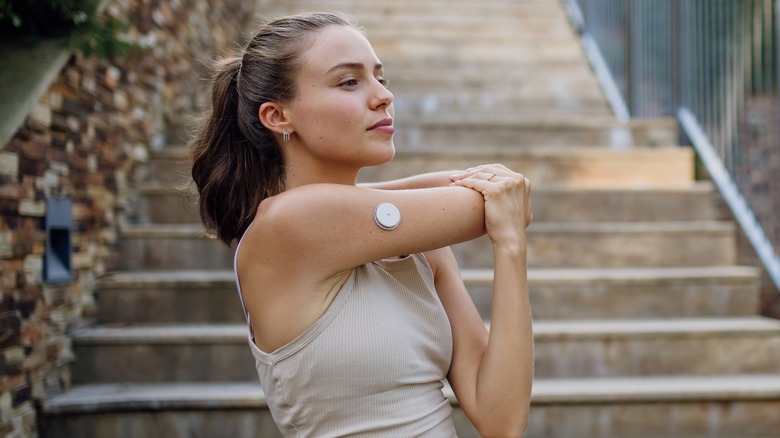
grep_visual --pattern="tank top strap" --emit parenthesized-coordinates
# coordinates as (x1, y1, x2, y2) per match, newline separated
(233, 223, 254, 326)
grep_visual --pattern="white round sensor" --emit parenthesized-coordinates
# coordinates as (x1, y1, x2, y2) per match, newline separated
(374, 203, 401, 230)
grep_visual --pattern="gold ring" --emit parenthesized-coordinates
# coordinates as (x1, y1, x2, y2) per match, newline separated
(487, 173, 496, 181)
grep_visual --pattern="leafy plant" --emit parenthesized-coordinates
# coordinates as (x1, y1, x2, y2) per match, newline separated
(0, 0, 22, 28)
(0, 0, 140, 60)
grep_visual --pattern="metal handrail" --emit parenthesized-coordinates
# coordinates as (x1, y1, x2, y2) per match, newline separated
(566, 0, 780, 293)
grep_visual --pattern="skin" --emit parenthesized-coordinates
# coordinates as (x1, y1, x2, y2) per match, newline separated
(238, 25, 533, 437)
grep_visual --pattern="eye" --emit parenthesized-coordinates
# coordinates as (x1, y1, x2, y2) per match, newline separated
(377, 77, 389, 88)
(339, 79, 359, 88)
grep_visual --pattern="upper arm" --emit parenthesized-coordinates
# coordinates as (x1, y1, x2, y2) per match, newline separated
(253, 184, 486, 275)
(424, 247, 488, 420)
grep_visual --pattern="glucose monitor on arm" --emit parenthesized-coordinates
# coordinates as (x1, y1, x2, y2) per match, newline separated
(374, 203, 401, 230)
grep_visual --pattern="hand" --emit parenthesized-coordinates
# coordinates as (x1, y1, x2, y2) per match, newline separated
(449, 164, 533, 245)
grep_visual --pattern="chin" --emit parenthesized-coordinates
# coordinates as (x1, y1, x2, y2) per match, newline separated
(379, 142, 396, 163)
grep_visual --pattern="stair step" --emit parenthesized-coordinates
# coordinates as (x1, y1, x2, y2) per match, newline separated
(41, 383, 278, 438)
(135, 182, 719, 225)
(530, 317, 780, 378)
(392, 92, 611, 116)
(392, 117, 678, 150)
(361, 146, 695, 188)
(387, 74, 604, 101)
(136, 182, 197, 224)
(149, 145, 695, 188)
(523, 375, 780, 437)
(121, 184, 193, 225)
(70, 318, 780, 383)
(395, 101, 615, 119)
(359, 147, 694, 188)
(96, 266, 759, 324)
(289, 0, 565, 18)
(466, 266, 760, 320)
(70, 325, 256, 383)
(458, 220, 736, 268)
(117, 224, 231, 270)
(350, 16, 576, 35)
(97, 271, 243, 323)
(116, 220, 734, 271)
(528, 184, 720, 222)
(145, 147, 193, 184)
(376, 40, 583, 64)
(42, 376, 780, 437)
(368, 28, 581, 45)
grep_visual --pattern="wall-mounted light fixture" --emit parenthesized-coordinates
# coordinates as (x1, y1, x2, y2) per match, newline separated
(44, 197, 72, 284)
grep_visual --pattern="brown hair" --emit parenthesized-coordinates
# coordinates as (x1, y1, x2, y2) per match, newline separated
(190, 12, 357, 245)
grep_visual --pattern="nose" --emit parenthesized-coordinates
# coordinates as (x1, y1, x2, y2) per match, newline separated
(370, 78, 393, 110)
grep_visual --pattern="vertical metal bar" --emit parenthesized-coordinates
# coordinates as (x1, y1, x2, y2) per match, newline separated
(634, 0, 642, 117)
(627, 0, 635, 115)
(708, 0, 713, 142)
(720, 0, 726, 155)
(764, 0, 772, 92)
(690, 0, 697, 115)
(701, 0, 709, 138)
(735, 0, 748, 174)
(721, 0, 728, 166)
(673, 0, 684, 112)
(775, 0, 780, 248)
(702, 0, 710, 145)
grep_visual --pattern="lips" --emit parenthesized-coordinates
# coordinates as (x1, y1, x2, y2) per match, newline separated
(368, 117, 394, 131)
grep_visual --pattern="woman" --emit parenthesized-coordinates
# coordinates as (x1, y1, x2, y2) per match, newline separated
(190, 12, 533, 437)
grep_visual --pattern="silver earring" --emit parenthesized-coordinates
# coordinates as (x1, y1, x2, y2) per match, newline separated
(283, 130, 291, 143)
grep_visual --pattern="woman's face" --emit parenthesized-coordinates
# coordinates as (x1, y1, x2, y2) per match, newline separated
(285, 25, 395, 171)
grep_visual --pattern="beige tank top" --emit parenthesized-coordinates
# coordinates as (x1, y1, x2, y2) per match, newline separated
(234, 243, 456, 437)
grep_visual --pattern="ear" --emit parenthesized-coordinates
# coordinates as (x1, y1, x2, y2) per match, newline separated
(259, 102, 292, 136)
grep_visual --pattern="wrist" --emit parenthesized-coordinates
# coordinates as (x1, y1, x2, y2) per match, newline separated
(491, 238, 527, 257)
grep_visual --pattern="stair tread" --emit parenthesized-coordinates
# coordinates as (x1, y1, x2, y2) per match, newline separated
(101, 270, 236, 287)
(137, 180, 715, 195)
(101, 265, 759, 288)
(152, 144, 692, 159)
(529, 317, 780, 337)
(464, 265, 760, 284)
(72, 317, 780, 344)
(44, 374, 780, 415)
(120, 220, 735, 238)
(396, 115, 675, 128)
(531, 374, 780, 404)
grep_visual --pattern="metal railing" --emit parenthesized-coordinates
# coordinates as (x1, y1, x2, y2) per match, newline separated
(566, 0, 780, 292)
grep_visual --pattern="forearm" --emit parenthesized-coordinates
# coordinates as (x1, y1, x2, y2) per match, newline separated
(358, 169, 456, 190)
(474, 241, 534, 435)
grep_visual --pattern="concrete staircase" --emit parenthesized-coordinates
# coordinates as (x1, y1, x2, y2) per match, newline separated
(42, 0, 780, 436)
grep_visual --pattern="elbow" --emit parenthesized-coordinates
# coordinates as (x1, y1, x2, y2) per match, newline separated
(473, 410, 529, 438)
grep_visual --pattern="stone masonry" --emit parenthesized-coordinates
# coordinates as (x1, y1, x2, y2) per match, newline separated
(0, 0, 259, 435)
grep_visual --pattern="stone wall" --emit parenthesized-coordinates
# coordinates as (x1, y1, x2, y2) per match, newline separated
(0, 0, 259, 435)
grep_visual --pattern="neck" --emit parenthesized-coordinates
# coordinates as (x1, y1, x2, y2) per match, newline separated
(284, 160, 360, 190)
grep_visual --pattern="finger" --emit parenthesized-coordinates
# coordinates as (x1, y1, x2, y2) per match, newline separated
(451, 163, 504, 178)
(450, 168, 484, 181)
(450, 166, 503, 181)
(468, 171, 500, 183)
(450, 176, 492, 194)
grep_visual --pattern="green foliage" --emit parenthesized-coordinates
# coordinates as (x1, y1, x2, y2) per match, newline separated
(0, 0, 140, 61)
(68, 16, 139, 60)
(0, 0, 22, 28)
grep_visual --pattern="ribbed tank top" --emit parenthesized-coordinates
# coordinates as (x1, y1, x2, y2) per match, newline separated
(234, 239, 456, 437)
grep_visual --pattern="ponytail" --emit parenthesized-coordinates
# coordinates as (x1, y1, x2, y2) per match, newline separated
(189, 12, 357, 246)
(190, 57, 284, 245)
